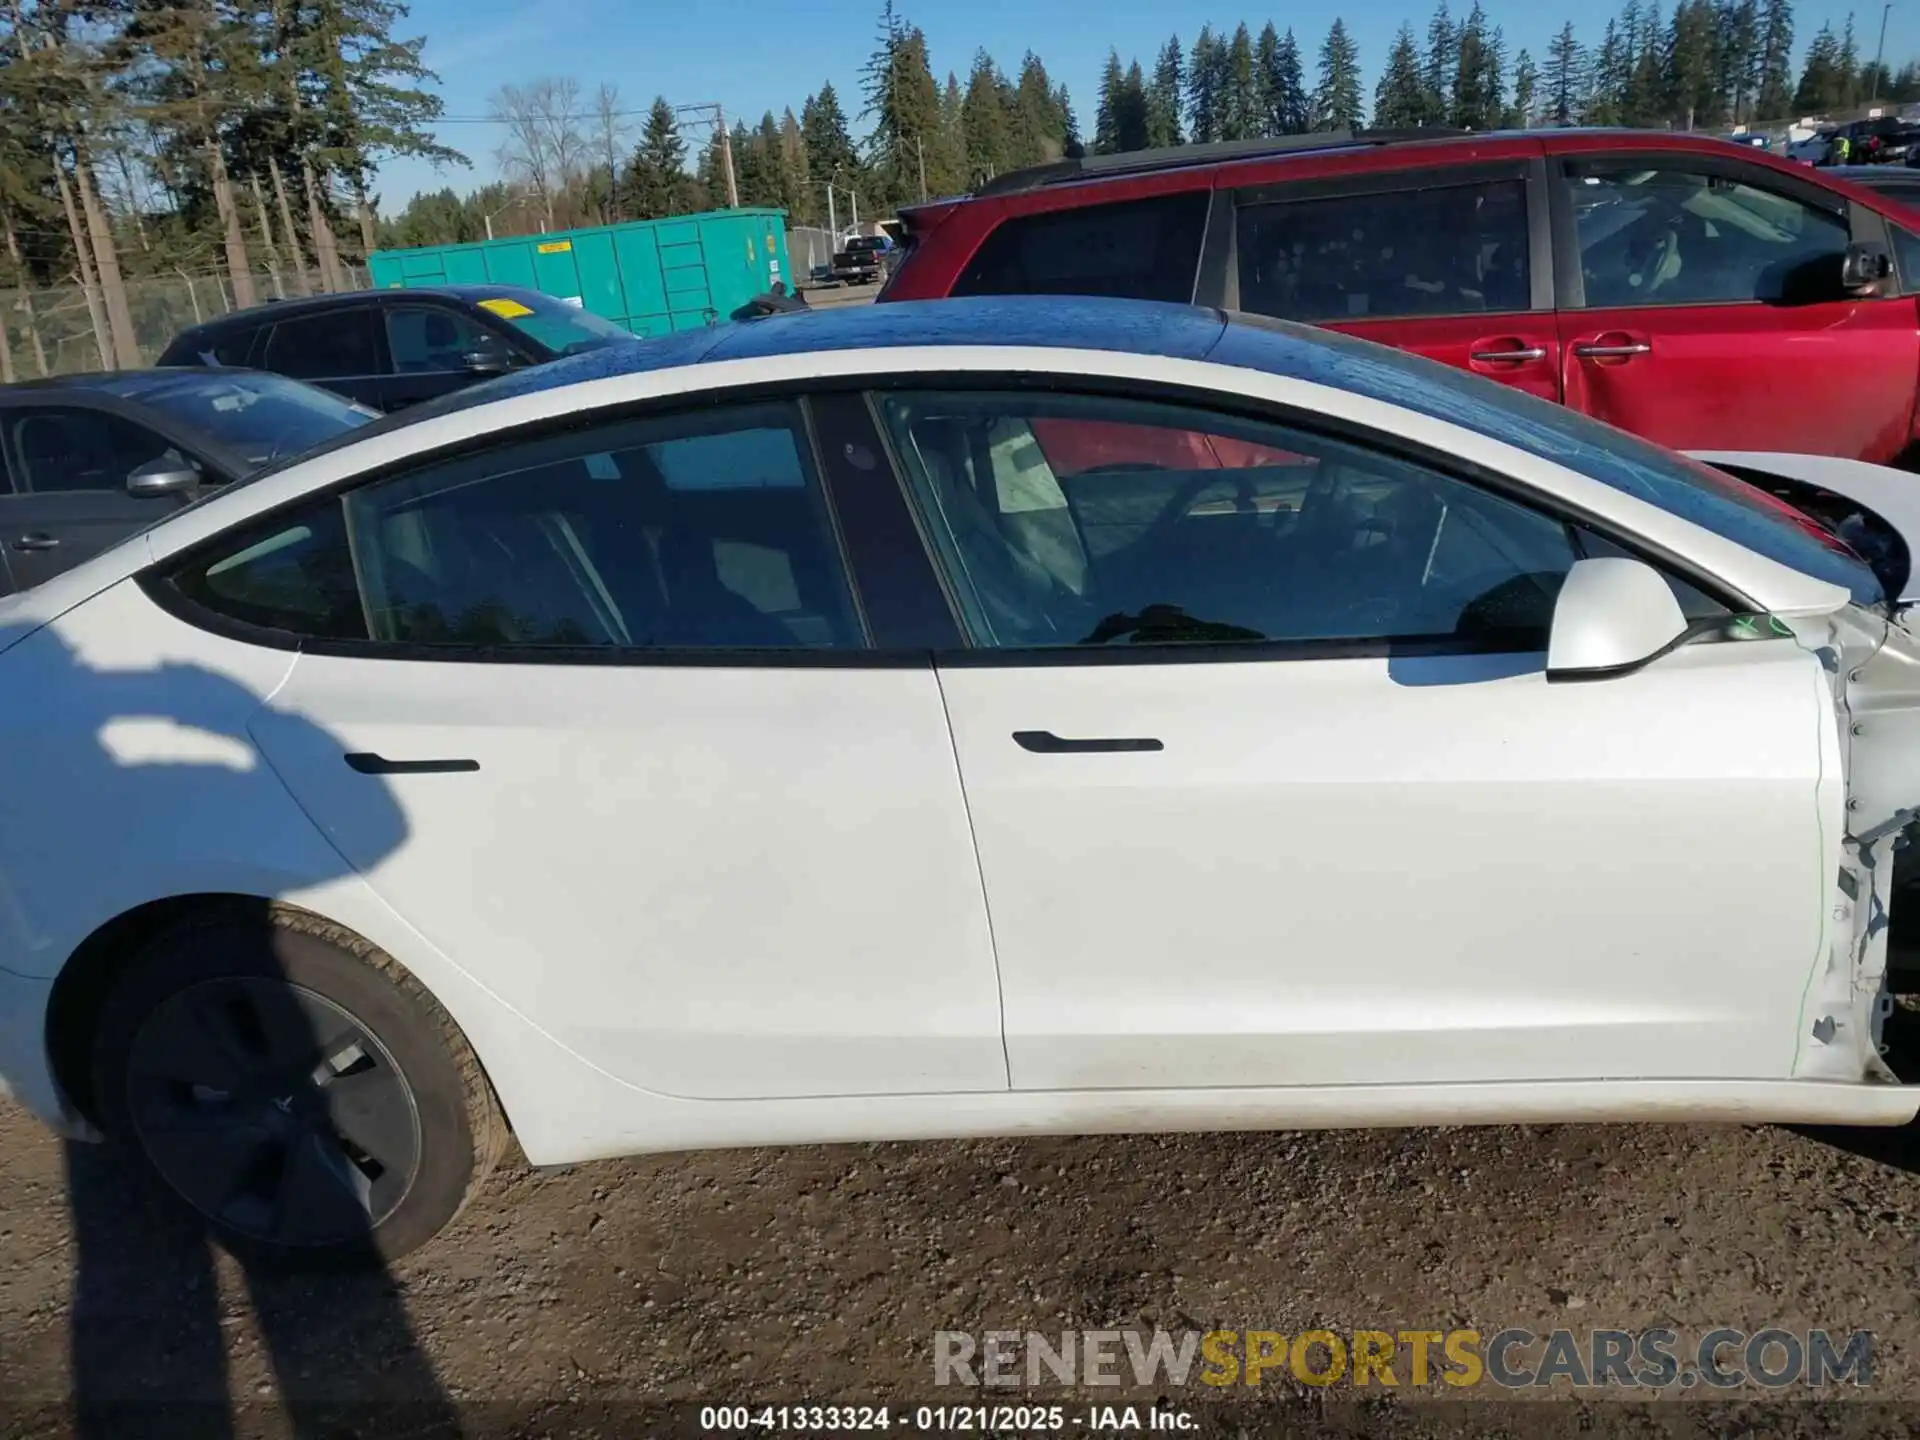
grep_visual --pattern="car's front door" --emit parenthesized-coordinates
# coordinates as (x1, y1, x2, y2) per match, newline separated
(1549, 150, 1920, 462)
(160, 391, 1006, 1101)
(0, 404, 203, 590)
(1228, 161, 1562, 404)
(380, 303, 525, 409)
(871, 383, 1835, 1091)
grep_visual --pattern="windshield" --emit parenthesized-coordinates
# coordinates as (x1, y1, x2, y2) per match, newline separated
(1216, 315, 1884, 607)
(471, 292, 638, 358)
(128, 371, 375, 470)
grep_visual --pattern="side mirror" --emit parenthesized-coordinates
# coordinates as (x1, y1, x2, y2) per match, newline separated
(1546, 557, 1689, 682)
(1843, 241, 1894, 289)
(126, 455, 201, 499)
(461, 350, 510, 375)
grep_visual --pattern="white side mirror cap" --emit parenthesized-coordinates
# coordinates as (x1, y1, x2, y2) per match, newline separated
(1547, 557, 1691, 681)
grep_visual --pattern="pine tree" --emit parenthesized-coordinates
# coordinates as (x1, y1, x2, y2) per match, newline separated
(1452, 2, 1496, 129)
(1148, 36, 1185, 147)
(1546, 22, 1587, 125)
(1796, 22, 1844, 112)
(1007, 53, 1068, 166)
(1718, 0, 1760, 123)
(1665, 0, 1723, 129)
(961, 50, 1009, 185)
(1219, 23, 1258, 140)
(624, 97, 688, 219)
(1094, 50, 1127, 154)
(802, 82, 861, 189)
(1837, 14, 1861, 109)
(859, 3, 941, 208)
(1187, 26, 1228, 143)
(1375, 25, 1430, 128)
(1271, 29, 1311, 133)
(1510, 47, 1539, 125)
(1424, 3, 1458, 123)
(1314, 19, 1364, 130)
(1623, 4, 1668, 125)
(1058, 85, 1083, 156)
(1254, 23, 1282, 137)
(1755, 0, 1795, 118)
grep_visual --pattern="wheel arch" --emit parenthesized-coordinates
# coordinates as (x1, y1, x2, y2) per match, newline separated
(44, 891, 511, 1141)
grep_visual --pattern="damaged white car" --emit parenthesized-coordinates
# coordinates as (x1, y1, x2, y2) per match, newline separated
(0, 295, 1917, 1263)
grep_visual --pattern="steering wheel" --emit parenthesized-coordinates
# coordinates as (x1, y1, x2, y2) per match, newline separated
(1132, 469, 1260, 548)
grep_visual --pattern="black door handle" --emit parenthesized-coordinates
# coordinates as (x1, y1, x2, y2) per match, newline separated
(1012, 730, 1163, 754)
(12, 533, 58, 551)
(344, 752, 479, 775)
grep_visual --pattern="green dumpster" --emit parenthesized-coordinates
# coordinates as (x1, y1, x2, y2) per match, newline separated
(367, 208, 792, 338)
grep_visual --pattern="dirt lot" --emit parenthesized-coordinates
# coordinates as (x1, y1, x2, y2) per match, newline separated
(6, 993, 1920, 1440)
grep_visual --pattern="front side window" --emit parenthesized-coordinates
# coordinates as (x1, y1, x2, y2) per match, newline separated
(1565, 163, 1850, 308)
(384, 306, 517, 374)
(164, 401, 865, 653)
(950, 191, 1210, 304)
(9, 408, 185, 493)
(876, 389, 1580, 650)
(261, 309, 382, 381)
(1236, 178, 1532, 323)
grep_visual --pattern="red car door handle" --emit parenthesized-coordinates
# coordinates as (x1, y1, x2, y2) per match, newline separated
(1573, 340, 1652, 358)
(1468, 344, 1547, 363)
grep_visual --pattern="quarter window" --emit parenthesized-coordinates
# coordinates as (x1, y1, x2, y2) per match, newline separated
(1564, 164, 1850, 308)
(165, 402, 865, 653)
(950, 191, 1210, 304)
(875, 390, 1580, 650)
(1235, 179, 1531, 323)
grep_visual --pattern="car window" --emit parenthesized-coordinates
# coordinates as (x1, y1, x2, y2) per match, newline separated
(385, 305, 516, 374)
(169, 497, 368, 640)
(470, 292, 637, 358)
(7, 407, 184, 493)
(1565, 163, 1850, 308)
(116, 372, 374, 470)
(165, 401, 865, 652)
(876, 389, 1581, 650)
(1890, 223, 1920, 293)
(260, 308, 381, 380)
(950, 191, 1210, 304)
(1236, 179, 1531, 323)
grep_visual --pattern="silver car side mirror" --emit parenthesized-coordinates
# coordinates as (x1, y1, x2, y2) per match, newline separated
(126, 456, 201, 499)
(1546, 557, 1689, 682)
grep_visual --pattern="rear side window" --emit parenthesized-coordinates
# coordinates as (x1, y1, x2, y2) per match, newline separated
(163, 401, 867, 653)
(261, 309, 381, 381)
(1236, 179, 1531, 323)
(951, 191, 1210, 304)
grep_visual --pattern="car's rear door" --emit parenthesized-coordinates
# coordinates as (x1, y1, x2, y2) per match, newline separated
(1218, 151, 1562, 404)
(0, 402, 204, 589)
(257, 303, 388, 409)
(1547, 141, 1920, 461)
(159, 389, 1006, 1103)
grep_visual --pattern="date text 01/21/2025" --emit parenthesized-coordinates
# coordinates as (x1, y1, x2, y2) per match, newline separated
(698, 1404, 1196, 1432)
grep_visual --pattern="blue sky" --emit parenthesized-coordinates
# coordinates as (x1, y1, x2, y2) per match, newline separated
(380, 0, 1918, 206)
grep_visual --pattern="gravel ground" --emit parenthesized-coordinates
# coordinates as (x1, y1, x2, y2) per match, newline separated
(5, 995, 1920, 1437)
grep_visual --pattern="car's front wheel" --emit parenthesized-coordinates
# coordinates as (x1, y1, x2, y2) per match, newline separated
(91, 905, 504, 1265)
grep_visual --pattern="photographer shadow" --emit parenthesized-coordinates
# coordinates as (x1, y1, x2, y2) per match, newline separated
(0, 619, 462, 1439)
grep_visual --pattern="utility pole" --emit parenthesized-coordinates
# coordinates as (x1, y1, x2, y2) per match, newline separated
(675, 102, 740, 207)
(1871, 3, 1893, 104)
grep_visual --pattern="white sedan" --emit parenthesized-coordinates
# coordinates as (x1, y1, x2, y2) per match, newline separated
(2, 296, 1918, 1263)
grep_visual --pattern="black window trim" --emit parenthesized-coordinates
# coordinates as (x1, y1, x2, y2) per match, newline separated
(138, 379, 962, 668)
(1547, 149, 1875, 312)
(140, 367, 1763, 670)
(1219, 158, 1553, 322)
(856, 370, 1758, 668)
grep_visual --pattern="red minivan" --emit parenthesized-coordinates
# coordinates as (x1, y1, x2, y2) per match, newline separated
(881, 129, 1920, 467)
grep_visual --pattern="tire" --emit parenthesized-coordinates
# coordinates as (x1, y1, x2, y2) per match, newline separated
(91, 903, 505, 1267)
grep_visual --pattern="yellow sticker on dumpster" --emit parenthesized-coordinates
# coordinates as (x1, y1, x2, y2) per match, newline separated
(477, 298, 535, 318)
(536, 240, 573, 253)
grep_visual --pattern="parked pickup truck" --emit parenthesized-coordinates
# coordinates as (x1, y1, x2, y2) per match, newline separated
(830, 234, 894, 285)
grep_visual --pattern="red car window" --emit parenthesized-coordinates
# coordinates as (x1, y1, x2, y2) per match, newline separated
(1029, 417, 1310, 475)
